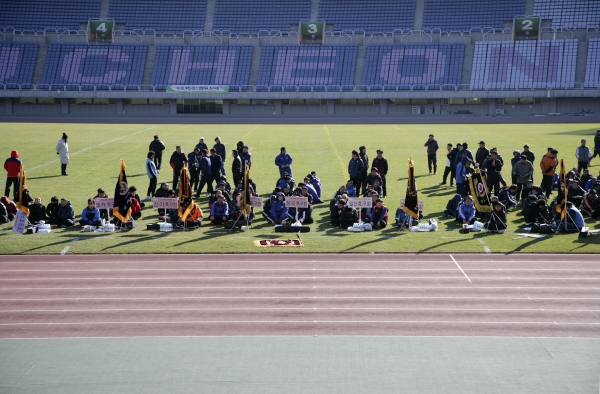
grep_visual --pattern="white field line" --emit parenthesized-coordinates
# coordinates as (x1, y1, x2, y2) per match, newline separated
(2, 126, 158, 180)
(59, 247, 69, 256)
(1, 320, 599, 326)
(484, 246, 492, 254)
(1, 259, 599, 264)
(2, 285, 599, 290)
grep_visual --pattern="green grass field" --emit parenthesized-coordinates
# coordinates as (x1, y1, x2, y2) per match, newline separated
(1, 122, 599, 254)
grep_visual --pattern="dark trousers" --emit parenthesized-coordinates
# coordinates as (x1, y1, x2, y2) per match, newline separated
(61, 163, 67, 175)
(541, 174, 553, 198)
(212, 172, 221, 186)
(427, 155, 437, 173)
(360, 172, 368, 195)
(189, 168, 199, 191)
(154, 154, 162, 170)
(442, 166, 453, 185)
(381, 175, 387, 197)
(196, 175, 213, 196)
(516, 183, 525, 201)
(457, 182, 467, 197)
(577, 161, 589, 174)
(233, 172, 242, 187)
(79, 219, 102, 226)
(487, 178, 500, 197)
(147, 176, 157, 197)
(351, 177, 362, 196)
(172, 172, 180, 190)
(5, 177, 18, 201)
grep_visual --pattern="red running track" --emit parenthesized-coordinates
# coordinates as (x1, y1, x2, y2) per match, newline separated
(0, 254, 598, 338)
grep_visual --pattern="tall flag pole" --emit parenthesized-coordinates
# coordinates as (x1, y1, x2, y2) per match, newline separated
(467, 168, 492, 213)
(178, 166, 194, 221)
(240, 163, 252, 217)
(556, 158, 567, 220)
(402, 157, 419, 219)
(113, 159, 132, 222)
(16, 165, 29, 215)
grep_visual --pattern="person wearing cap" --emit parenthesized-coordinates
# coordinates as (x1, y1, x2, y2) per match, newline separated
(214, 137, 226, 176)
(195, 137, 208, 152)
(55, 133, 69, 176)
(52, 197, 75, 228)
(540, 149, 558, 198)
(348, 150, 365, 195)
(79, 198, 102, 227)
(231, 150, 243, 186)
(592, 129, 600, 161)
(424, 134, 439, 175)
(146, 151, 158, 200)
(358, 146, 369, 194)
(457, 195, 476, 225)
(512, 154, 533, 203)
(370, 198, 388, 229)
(575, 139, 592, 174)
(149, 135, 166, 172)
(169, 146, 188, 190)
(364, 167, 383, 192)
(567, 179, 586, 208)
(275, 147, 293, 178)
(194, 149, 212, 198)
(94, 188, 110, 221)
(209, 194, 229, 225)
(475, 141, 489, 168)
(455, 156, 472, 198)
(481, 150, 502, 196)
(372, 149, 388, 197)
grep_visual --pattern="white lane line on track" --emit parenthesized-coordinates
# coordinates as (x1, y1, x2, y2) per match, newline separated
(3, 307, 599, 313)
(2, 296, 598, 301)
(484, 246, 492, 254)
(59, 247, 70, 256)
(4, 259, 598, 264)
(4, 268, 600, 272)
(449, 254, 471, 283)
(3, 285, 599, 290)
(1, 320, 599, 326)
(3, 277, 599, 282)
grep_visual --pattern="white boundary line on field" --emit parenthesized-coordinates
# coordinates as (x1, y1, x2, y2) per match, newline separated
(449, 254, 471, 283)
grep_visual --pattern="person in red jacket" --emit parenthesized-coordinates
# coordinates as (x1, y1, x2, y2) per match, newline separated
(4, 150, 21, 201)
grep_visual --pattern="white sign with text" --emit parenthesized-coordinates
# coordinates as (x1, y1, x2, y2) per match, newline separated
(347, 197, 372, 208)
(153, 198, 179, 209)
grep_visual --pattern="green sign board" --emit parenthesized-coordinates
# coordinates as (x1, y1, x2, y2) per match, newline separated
(513, 17, 540, 41)
(87, 19, 115, 43)
(299, 21, 325, 44)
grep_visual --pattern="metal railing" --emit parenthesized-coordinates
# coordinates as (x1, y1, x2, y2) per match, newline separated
(0, 82, 596, 94)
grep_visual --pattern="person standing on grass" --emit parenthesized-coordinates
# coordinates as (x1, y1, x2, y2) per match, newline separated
(275, 147, 293, 178)
(540, 149, 558, 198)
(512, 155, 533, 204)
(575, 139, 592, 174)
(372, 149, 388, 197)
(358, 146, 369, 194)
(424, 134, 439, 175)
(348, 150, 365, 195)
(195, 137, 208, 152)
(231, 150, 243, 186)
(441, 144, 454, 187)
(187, 148, 200, 192)
(210, 148, 223, 189)
(146, 151, 158, 200)
(55, 133, 69, 176)
(195, 149, 212, 198)
(214, 137, 226, 175)
(4, 150, 21, 201)
(592, 129, 600, 161)
(483, 150, 503, 196)
(149, 135, 166, 172)
(169, 146, 187, 191)
(475, 141, 489, 168)
(522, 144, 535, 181)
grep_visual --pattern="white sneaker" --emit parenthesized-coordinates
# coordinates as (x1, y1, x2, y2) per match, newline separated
(205, 193, 211, 197)
(145, 196, 152, 201)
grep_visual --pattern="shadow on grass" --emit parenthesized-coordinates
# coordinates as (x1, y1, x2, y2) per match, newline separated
(341, 228, 407, 252)
(417, 236, 474, 253)
(505, 233, 553, 253)
(102, 233, 167, 251)
(23, 233, 100, 252)
(27, 175, 62, 180)
(550, 128, 598, 136)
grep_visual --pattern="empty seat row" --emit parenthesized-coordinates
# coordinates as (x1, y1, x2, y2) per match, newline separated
(0, 0, 101, 30)
(0, 42, 38, 88)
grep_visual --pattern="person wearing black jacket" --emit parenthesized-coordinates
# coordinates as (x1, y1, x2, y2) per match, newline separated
(358, 146, 369, 194)
(45, 196, 60, 224)
(214, 137, 226, 175)
(475, 141, 489, 168)
(149, 135, 166, 171)
(188, 148, 200, 192)
(483, 150, 503, 196)
(372, 149, 389, 197)
(169, 146, 188, 190)
(210, 149, 223, 187)
(445, 143, 459, 186)
(231, 150, 243, 186)
(592, 129, 600, 160)
(486, 202, 507, 233)
(195, 149, 213, 198)
(348, 150, 365, 194)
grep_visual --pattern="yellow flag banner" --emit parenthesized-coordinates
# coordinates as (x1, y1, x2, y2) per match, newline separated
(178, 166, 194, 221)
(555, 158, 567, 219)
(16, 165, 29, 215)
(112, 160, 132, 222)
(467, 168, 492, 213)
(402, 157, 419, 219)
(239, 163, 252, 216)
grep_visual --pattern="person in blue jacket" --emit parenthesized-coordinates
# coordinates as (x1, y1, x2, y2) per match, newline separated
(345, 179, 357, 198)
(457, 195, 476, 225)
(307, 173, 322, 198)
(561, 201, 585, 232)
(444, 194, 462, 218)
(52, 197, 75, 227)
(455, 157, 472, 197)
(79, 198, 102, 226)
(300, 181, 323, 204)
(209, 194, 229, 225)
(270, 192, 290, 225)
(146, 151, 159, 199)
(370, 198, 388, 229)
(275, 147, 293, 178)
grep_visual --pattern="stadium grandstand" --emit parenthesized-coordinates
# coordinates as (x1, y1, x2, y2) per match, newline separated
(0, 0, 598, 116)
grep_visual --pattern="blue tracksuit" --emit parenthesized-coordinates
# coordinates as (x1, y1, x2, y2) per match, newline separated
(458, 203, 476, 222)
(275, 153, 293, 177)
(270, 193, 289, 221)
